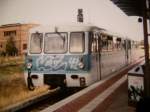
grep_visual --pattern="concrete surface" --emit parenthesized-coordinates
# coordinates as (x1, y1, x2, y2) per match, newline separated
(104, 81, 136, 112)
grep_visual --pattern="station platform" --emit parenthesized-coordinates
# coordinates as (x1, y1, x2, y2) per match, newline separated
(41, 59, 143, 112)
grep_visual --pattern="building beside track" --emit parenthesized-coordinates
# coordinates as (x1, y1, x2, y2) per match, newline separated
(0, 23, 38, 55)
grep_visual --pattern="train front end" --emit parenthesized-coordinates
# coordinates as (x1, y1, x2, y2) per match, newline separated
(24, 26, 94, 90)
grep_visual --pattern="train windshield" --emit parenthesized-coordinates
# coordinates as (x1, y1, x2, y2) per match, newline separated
(44, 33, 67, 53)
(70, 32, 85, 53)
(30, 33, 43, 53)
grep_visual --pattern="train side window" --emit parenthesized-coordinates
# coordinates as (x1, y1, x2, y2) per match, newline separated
(107, 36, 113, 51)
(113, 37, 117, 50)
(91, 35, 96, 53)
(116, 38, 122, 50)
(101, 35, 108, 51)
(122, 40, 125, 49)
(122, 40, 126, 49)
(91, 33, 99, 53)
(128, 40, 131, 49)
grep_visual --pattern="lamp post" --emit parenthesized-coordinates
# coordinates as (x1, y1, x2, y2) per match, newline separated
(142, 0, 150, 98)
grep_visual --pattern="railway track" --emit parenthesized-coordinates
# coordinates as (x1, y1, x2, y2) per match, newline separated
(16, 87, 83, 112)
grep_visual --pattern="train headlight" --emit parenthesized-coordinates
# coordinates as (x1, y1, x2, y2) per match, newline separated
(78, 62, 84, 69)
(27, 63, 32, 69)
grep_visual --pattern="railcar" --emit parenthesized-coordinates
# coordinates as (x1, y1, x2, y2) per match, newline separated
(24, 25, 139, 90)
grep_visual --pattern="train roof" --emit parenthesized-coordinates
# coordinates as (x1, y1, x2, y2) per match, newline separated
(29, 24, 106, 33)
(29, 24, 126, 38)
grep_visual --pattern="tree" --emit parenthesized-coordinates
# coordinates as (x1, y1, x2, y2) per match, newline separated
(5, 36, 18, 56)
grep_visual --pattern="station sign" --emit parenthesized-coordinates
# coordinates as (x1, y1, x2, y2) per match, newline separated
(77, 9, 84, 22)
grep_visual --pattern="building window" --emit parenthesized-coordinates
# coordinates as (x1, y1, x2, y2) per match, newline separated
(4, 30, 16, 37)
(23, 44, 27, 50)
(0, 44, 2, 48)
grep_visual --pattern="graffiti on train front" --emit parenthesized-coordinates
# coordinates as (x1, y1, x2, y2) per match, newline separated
(29, 55, 89, 72)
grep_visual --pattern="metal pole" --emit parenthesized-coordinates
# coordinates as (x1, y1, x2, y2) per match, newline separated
(143, 0, 150, 98)
(20, 25, 22, 55)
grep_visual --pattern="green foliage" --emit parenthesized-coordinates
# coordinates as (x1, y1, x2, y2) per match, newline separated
(5, 36, 18, 56)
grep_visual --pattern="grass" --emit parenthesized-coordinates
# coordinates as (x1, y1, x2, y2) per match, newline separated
(0, 72, 49, 109)
(0, 56, 24, 66)
(0, 57, 49, 110)
(0, 65, 23, 77)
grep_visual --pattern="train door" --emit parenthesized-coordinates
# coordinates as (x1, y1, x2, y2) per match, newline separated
(98, 33, 102, 80)
(101, 34, 114, 79)
(90, 32, 101, 82)
(96, 33, 101, 80)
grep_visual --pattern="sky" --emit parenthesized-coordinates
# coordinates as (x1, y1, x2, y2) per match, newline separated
(0, 0, 143, 40)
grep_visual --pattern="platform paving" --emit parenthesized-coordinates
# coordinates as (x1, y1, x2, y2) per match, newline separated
(102, 81, 136, 112)
(41, 59, 143, 112)
(42, 70, 126, 112)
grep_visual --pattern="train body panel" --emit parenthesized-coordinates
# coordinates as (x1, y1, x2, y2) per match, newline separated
(101, 50, 126, 79)
(24, 25, 144, 90)
(24, 54, 102, 87)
